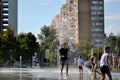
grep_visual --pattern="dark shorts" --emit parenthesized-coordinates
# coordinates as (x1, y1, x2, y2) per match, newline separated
(100, 66, 110, 74)
(92, 63, 95, 66)
(78, 66, 83, 69)
(61, 60, 69, 66)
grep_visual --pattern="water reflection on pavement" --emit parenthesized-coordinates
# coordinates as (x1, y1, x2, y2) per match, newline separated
(0, 73, 92, 80)
(0, 67, 119, 80)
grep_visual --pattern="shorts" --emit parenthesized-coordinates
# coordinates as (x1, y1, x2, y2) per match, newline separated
(78, 66, 83, 69)
(100, 66, 110, 74)
(92, 63, 95, 66)
(61, 60, 69, 66)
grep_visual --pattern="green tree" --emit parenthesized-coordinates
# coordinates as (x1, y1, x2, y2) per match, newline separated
(116, 35, 120, 56)
(0, 34, 4, 62)
(49, 38, 59, 64)
(75, 40, 91, 59)
(38, 25, 58, 64)
(0, 25, 17, 62)
(17, 32, 39, 63)
(104, 33, 117, 53)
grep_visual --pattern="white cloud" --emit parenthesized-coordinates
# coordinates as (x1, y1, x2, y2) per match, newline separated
(105, 25, 120, 35)
(105, 25, 113, 33)
(105, 15, 120, 20)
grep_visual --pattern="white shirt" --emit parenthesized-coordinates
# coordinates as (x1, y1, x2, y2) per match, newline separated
(100, 53, 110, 67)
(77, 58, 83, 66)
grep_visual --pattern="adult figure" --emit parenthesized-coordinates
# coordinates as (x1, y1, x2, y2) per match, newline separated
(59, 43, 69, 76)
(100, 46, 112, 80)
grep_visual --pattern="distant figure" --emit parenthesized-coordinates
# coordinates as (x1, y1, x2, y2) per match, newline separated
(91, 53, 97, 78)
(32, 52, 37, 67)
(117, 57, 120, 71)
(100, 46, 112, 80)
(59, 43, 69, 76)
(77, 56, 84, 74)
(91, 53, 94, 74)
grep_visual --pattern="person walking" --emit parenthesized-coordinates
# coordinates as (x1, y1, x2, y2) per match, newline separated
(100, 46, 112, 80)
(77, 56, 84, 74)
(91, 53, 97, 78)
(59, 43, 69, 76)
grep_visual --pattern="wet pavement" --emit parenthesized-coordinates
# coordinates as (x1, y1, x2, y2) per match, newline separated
(0, 67, 119, 80)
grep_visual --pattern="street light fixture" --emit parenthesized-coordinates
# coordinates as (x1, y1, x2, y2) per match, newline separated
(96, 40, 99, 61)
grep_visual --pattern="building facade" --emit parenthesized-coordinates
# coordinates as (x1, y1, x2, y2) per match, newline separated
(51, 0, 104, 47)
(0, 0, 18, 34)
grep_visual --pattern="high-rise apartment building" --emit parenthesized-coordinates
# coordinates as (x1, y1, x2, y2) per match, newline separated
(0, 0, 18, 34)
(51, 0, 104, 47)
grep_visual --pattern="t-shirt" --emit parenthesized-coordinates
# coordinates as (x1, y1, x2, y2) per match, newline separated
(59, 48, 68, 61)
(77, 59, 84, 66)
(100, 53, 109, 67)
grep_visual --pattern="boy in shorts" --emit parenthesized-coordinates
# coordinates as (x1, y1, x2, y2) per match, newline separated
(100, 46, 112, 80)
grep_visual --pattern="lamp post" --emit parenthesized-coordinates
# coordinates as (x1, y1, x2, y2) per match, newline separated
(45, 49, 49, 67)
(20, 56, 22, 68)
(96, 40, 99, 60)
(56, 45, 60, 68)
(19, 56, 22, 79)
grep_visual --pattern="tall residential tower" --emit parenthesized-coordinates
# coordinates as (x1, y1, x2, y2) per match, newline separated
(51, 0, 104, 47)
(0, 0, 18, 34)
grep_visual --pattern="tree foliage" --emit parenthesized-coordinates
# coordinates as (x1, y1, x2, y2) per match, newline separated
(38, 25, 58, 64)
(116, 35, 120, 56)
(75, 40, 91, 59)
(0, 25, 39, 65)
(104, 33, 117, 53)
(0, 25, 17, 62)
(17, 32, 39, 62)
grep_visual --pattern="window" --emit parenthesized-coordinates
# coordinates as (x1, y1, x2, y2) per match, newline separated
(70, 0, 74, 4)
(3, 13, 8, 16)
(91, 6, 103, 10)
(3, 24, 8, 26)
(69, 16, 74, 19)
(92, 22, 96, 26)
(100, 1, 103, 4)
(92, 1, 99, 4)
(70, 25, 74, 28)
(3, 3, 8, 6)
(70, 10, 74, 13)
(70, 18, 74, 23)
(3, 18, 8, 21)
(3, 8, 8, 10)
(92, 22, 103, 26)
(92, 1, 103, 5)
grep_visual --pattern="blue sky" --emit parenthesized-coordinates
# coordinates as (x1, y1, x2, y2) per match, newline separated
(18, 0, 120, 37)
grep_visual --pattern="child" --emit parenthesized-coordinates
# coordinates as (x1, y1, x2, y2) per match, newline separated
(92, 53, 97, 77)
(77, 56, 84, 74)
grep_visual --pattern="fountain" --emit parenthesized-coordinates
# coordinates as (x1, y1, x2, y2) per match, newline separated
(19, 56, 22, 80)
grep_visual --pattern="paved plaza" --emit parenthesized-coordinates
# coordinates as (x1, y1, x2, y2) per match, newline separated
(0, 67, 120, 80)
